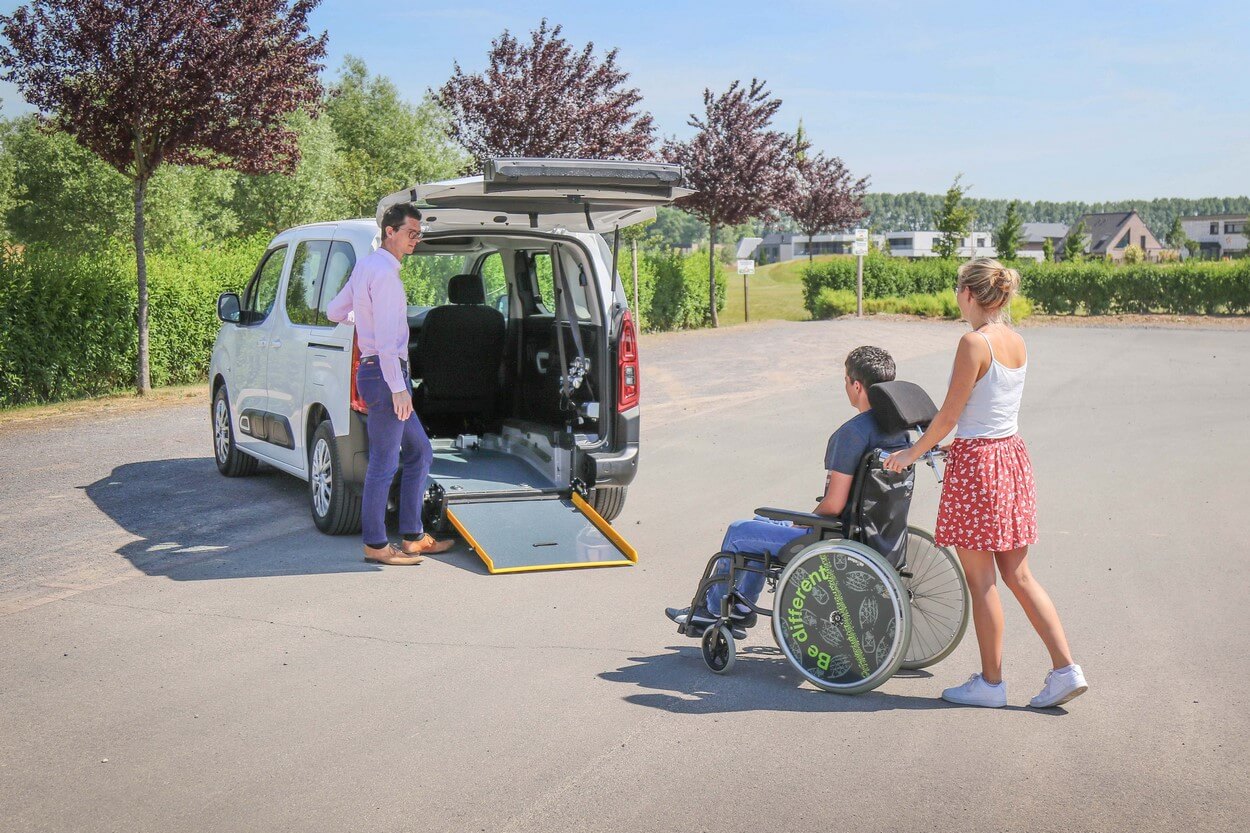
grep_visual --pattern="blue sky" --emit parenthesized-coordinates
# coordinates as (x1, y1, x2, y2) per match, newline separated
(1, 0, 1246, 201)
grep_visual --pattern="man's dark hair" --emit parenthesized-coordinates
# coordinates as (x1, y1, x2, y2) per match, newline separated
(845, 345, 896, 387)
(380, 203, 422, 239)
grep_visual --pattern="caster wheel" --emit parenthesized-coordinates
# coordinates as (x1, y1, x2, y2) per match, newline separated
(701, 625, 736, 674)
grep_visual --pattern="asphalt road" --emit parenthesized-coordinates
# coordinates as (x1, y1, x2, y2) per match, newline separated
(1, 319, 1246, 833)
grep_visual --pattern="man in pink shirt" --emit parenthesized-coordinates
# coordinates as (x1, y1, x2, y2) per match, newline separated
(326, 203, 453, 565)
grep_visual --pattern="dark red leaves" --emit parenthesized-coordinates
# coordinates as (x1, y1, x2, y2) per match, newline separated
(0, 0, 327, 181)
(785, 151, 869, 239)
(437, 19, 654, 172)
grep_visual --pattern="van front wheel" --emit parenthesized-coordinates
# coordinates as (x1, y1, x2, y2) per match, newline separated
(309, 420, 361, 535)
(590, 486, 627, 522)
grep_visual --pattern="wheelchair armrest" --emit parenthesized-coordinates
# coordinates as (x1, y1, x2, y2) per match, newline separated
(754, 507, 844, 534)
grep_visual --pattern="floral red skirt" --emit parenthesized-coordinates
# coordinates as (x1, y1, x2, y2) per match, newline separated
(935, 435, 1038, 552)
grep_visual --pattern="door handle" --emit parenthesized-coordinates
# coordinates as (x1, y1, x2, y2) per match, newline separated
(271, 338, 282, 349)
(258, 338, 268, 348)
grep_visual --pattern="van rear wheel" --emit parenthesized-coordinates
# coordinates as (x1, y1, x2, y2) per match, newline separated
(310, 420, 361, 535)
(590, 486, 627, 521)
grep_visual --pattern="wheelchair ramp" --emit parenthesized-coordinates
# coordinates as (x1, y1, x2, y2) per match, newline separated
(445, 493, 636, 574)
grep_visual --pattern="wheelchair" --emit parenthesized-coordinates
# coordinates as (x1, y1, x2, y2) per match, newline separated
(677, 381, 971, 695)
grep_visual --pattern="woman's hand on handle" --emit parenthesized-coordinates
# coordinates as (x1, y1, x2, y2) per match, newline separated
(884, 447, 920, 473)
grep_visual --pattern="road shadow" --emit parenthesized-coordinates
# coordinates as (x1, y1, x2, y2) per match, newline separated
(602, 646, 1060, 715)
(84, 457, 381, 581)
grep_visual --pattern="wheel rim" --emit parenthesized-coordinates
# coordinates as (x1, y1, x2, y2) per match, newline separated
(772, 541, 908, 692)
(311, 438, 332, 517)
(901, 530, 969, 667)
(213, 397, 231, 463)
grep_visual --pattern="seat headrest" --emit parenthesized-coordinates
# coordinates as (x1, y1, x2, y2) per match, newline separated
(447, 274, 485, 305)
(868, 381, 939, 434)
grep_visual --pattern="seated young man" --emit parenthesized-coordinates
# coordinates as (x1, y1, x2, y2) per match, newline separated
(665, 345, 907, 630)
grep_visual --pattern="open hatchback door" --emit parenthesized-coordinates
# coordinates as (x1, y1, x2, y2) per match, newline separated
(376, 157, 692, 233)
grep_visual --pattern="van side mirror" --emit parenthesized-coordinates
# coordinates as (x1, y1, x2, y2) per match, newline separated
(218, 292, 242, 324)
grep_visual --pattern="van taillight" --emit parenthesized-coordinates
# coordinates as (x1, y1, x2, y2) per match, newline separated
(617, 310, 639, 412)
(350, 337, 368, 414)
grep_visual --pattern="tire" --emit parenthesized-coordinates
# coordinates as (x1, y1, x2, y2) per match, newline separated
(309, 420, 362, 535)
(702, 625, 736, 674)
(212, 386, 258, 477)
(899, 526, 970, 670)
(590, 486, 627, 522)
(772, 540, 910, 695)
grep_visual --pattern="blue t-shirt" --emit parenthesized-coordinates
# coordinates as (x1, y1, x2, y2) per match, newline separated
(824, 410, 909, 476)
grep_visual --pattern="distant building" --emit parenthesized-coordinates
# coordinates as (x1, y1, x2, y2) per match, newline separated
(1179, 214, 1247, 259)
(1064, 211, 1166, 261)
(758, 231, 885, 263)
(884, 230, 996, 259)
(1017, 223, 1068, 262)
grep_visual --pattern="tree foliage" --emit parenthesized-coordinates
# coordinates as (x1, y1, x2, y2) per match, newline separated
(1042, 236, 1055, 263)
(933, 175, 975, 259)
(994, 200, 1022, 261)
(437, 19, 654, 171)
(1165, 216, 1190, 253)
(331, 57, 467, 215)
(662, 79, 795, 325)
(0, 0, 326, 393)
(783, 149, 868, 262)
(1063, 218, 1088, 262)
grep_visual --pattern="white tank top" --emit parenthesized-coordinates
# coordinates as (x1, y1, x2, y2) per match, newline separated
(955, 331, 1027, 439)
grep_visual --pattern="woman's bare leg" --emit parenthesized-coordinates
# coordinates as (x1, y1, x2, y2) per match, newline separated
(956, 547, 1004, 684)
(996, 546, 1074, 669)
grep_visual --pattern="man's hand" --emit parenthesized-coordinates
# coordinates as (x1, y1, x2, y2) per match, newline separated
(392, 390, 414, 421)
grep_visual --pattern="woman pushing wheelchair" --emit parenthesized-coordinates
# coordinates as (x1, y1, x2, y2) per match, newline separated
(884, 258, 1087, 709)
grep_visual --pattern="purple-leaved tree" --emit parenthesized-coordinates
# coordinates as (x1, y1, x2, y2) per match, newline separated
(0, 0, 326, 393)
(785, 150, 869, 263)
(438, 19, 654, 171)
(663, 80, 795, 327)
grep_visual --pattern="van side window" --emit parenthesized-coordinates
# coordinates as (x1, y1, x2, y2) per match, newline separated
(530, 251, 591, 321)
(317, 241, 357, 324)
(285, 240, 329, 326)
(480, 252, 506, 309)
(242, 246, 287, 324)
(531, 252, 554, 312)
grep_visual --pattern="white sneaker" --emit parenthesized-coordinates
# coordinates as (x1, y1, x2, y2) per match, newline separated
(1029, 664, 1088, 708)
(941, 673, 1007, 708)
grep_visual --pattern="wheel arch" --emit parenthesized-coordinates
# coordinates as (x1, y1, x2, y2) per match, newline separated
(306, 402, 330, 455)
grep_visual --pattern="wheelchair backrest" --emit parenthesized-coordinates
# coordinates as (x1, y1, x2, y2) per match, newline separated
(850, 381, 940, 568)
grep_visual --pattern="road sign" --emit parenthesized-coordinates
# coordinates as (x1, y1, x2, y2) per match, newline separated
(852, 227, 869, 257)
(736, 237, 764, 259)
(737, 259, 755, 275)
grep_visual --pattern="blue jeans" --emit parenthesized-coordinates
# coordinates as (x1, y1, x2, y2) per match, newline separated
(705, 518, 808, 614)
(356, 362, 433, 548)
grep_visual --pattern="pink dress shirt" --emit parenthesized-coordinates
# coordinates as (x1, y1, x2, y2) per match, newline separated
(325, 248, 410, 394)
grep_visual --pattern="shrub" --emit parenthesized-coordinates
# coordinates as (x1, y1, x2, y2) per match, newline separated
(0, 236, 268, 406)
(640, 249, 726, 331)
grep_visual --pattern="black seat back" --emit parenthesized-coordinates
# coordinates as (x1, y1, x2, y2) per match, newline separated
(417, 274, 506, 416)
(850, 381, 940, 568)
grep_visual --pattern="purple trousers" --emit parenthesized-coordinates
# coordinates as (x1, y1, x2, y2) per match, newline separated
(356, 360, 432, 548)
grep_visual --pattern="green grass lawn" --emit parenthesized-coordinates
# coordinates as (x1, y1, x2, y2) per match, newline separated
(721, 254, 848, 325)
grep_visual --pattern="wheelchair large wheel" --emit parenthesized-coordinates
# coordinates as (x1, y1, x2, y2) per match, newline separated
(772, 540, 910, 695)
(899, 526, 970, 670)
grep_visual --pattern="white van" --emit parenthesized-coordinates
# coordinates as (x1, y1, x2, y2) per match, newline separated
(209, 158, 688, 572)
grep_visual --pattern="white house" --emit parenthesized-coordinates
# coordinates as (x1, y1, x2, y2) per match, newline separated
(884, 230, 996, 259)
(758, 231, 886, 263)
(1180, 214, 1247, 259)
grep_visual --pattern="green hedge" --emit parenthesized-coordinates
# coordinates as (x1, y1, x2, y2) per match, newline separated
(633, 249, 727, 332)
(802, 254, 1250, 316)
(813, 288, 1033, 321)
(0, 237, 268, 406)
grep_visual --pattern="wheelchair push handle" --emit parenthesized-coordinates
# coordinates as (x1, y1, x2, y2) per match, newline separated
(876, 447, 945, 482)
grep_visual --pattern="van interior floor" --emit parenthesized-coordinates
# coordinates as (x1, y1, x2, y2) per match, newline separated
(427, 440, 636, 574)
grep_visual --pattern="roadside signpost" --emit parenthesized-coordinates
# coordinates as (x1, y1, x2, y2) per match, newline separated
(852, 228, 869, 317)
(736, 237, 763, 323)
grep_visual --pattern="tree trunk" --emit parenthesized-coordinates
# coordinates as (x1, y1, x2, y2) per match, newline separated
(708, 221, 718, 328)
(134, 176, 151, 395)
(808, 232, 814, 264)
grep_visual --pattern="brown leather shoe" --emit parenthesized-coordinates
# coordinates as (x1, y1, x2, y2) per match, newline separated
(363, 543, 423, 565)
(399, 533, 454, 556)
